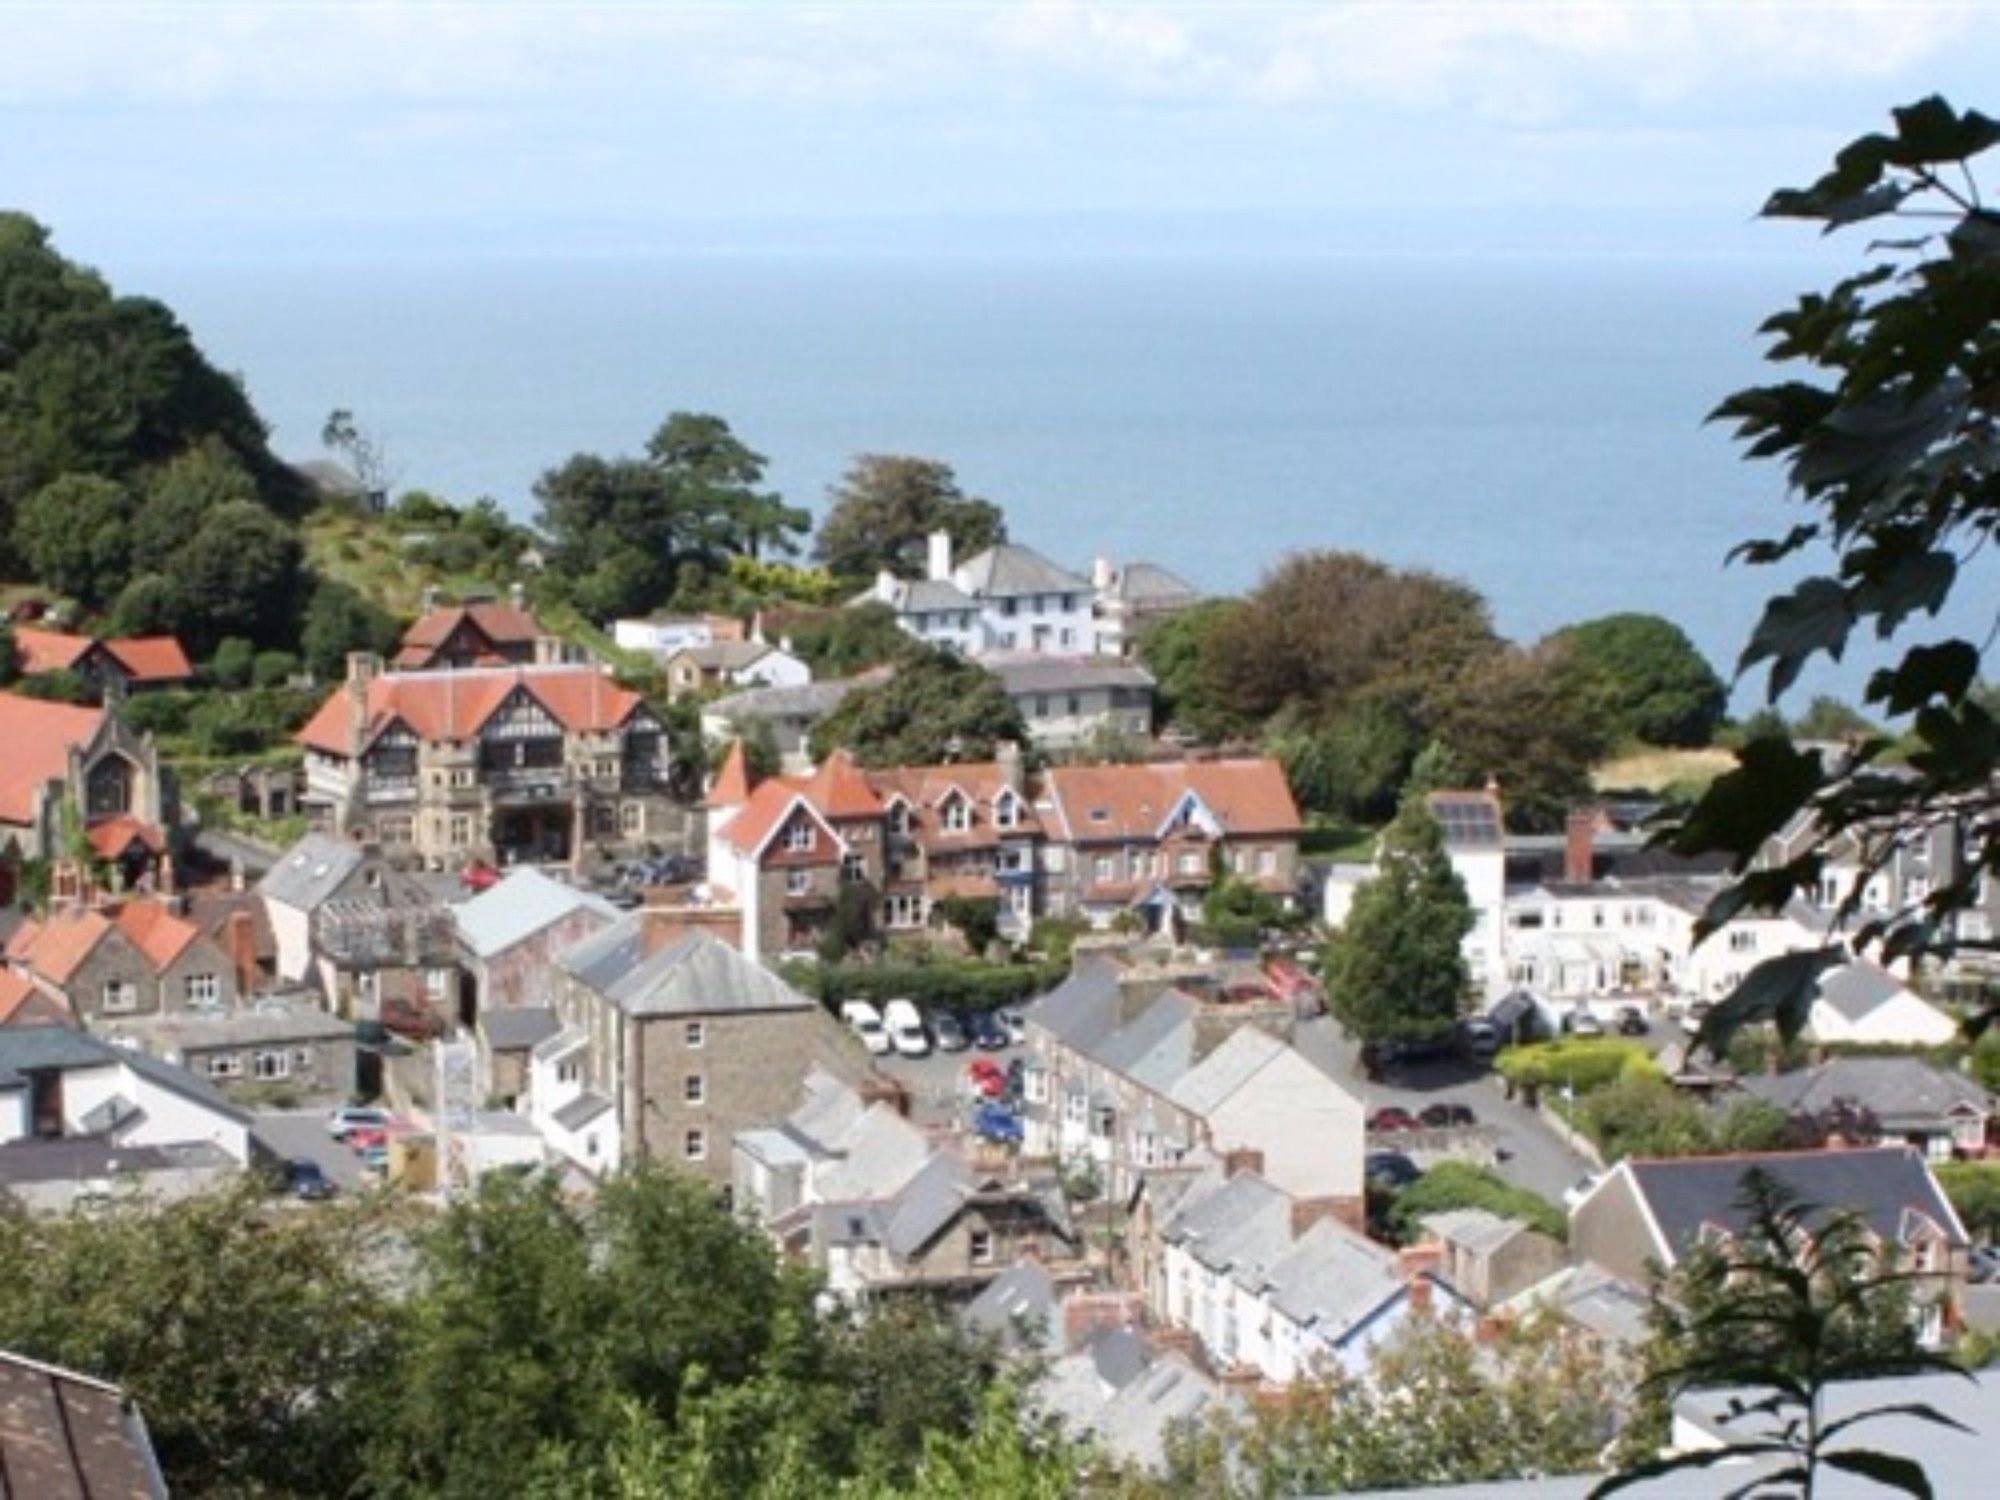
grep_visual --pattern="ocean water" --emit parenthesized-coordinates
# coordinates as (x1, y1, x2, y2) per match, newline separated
(127, 251, 1948, 704)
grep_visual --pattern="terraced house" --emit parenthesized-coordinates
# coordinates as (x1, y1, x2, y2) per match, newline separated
(296, 653, 674, 868)
(702, 744, 1301, 962)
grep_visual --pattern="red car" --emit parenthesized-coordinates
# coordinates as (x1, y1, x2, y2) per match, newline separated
(1367, 1106, 1420, 1133)
(965, 1058, 1007, 1099)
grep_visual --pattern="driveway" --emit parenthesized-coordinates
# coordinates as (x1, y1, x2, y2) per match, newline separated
(252, 1109, 371, 1190)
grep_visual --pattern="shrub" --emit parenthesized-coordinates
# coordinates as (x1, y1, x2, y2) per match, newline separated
(208, 637, 256, 689)
(1494, 1038, 1658, 1095)
(252, 650, 301, 688)
(1387, 1160, 1566, 1243)
(789, 957, 1065, 1012)
(16, 669, 94, 704)
(121, 691, 197, 736)
(1935, 1161, 2000, 1242)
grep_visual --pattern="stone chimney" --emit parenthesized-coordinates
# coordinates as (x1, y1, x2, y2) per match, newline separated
(1290, 1196, 1345, 1237)
(509, 580, 527, 610)
(1222, 1146, 1265, 1179)
(157, 853, 176, 901)
(1092, 556, 1115, 592)
(996, 739, 1024, 793)
(927, 529, 953, 582)
(420, 585, 439, 614)
(1397, 1243, 1444, 1281)
(1564, 805, 1598, 884)
(859, 1073, 911, 1116)
(223, 908, 260, 993)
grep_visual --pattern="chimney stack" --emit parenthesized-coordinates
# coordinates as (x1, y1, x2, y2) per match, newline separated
(927, 529, 953, 582)
(1564, 805, 1598, 885)
(509, 580, 527, 610)
(1222, 1147, 1265, 1179)
(637, 896, 744, 956)
(224, 908, 259, 993)
(1092, 556, 1115, 592)
(420, 585, 439, 614)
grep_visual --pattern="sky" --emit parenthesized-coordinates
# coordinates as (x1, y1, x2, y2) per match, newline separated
(3, 1, 1996, 265)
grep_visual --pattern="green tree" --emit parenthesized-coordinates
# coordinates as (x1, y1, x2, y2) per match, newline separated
(1547, 611, 1727, 748)
(12, 471, 137, 606)
(107, 571, 178, 636)
(1934, 1161, 2000, 1242)
(1601, 1170, 1963, 1496)
(131, 438, 262, 575)
(207, 635, 257, 689)
(813, 454, 1006, 581)
(808, 645, 1029, 767)
(783, 600, 910, 678)
(1666, 100, 2000, 1050)
(1268, 692, 1421, 822)
(1790, 694, 1878, 742)
(299, 576, 403, 679)
(166, 500, 305, 652)
(1322, 789, 1473, 1044)
(648, 411, 807, 560)
(1135, 596, 1254, 744)
(0, 1183, 396, 1497)
(1385, 1159, 1567, 1242)
(1430, 641, 1606, 831)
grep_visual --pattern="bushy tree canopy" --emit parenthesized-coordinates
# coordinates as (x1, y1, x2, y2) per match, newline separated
(1547, 611, 1727, 748)
(813, 454, 1006, 581)
(808, 644, 1028, 766)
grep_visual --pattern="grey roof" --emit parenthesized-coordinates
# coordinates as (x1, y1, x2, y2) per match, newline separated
(1738, 1056, 1992, 1126)
(558, 920, 813, 1017)
(884, 576, 977, 614)
(532, 1027, 588, 1064)
(455, 868, 619, 960)
(0, 1136, 234, 1187)
(256, 833, 365, 911)
(809, 1104, 934, 1202)
(107, 1004, 353, 1052)
(786, 1067, 869, 1145)
(1091, 990, 1197, 1093)
(1260, 1217, 1405, 1341)
(881, 1150, 974, 1258)
(961, 1261, 1060, 1349)
(1027, 959, 1125, 1053)
(1624, 1145, 1966, 1259)
(482, 1006, 563, 1052)
(1108, 561, 1200, 606)
(956, 543, 1091, 599)
(1166, 1025, 1289, 1119)
(0, 1026, 250, 1125)
(1164, 1170, 1294, 1282)
(553, 1090, 612, 1131)
(986, 654, 1156, 696)
(1505, 1263, 1653, 1348)
(1089, 1350, 1226, 1472)
(707, 672, 878, 724)
(676, 639, 778, 671)
(1813, 960, 1911, 1022)
(1088, 1325, 1152, 1389)
(1423, 1207, 1535, 1258)
(735, 1126, 813, 1171)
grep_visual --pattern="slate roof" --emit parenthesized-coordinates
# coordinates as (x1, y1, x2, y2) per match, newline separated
(672, 639, 778, 672)
(558, 921, 814, 1017)
(1813, 960, 1913, 1022)
(1107, 561, 1200, 606)
(553, 1090, 612, 1131)
(1622, 1145, 1966, 1259)
(0, 1025, 250, 1124)
(0, 1348, 168, 1499)
(880, 1150, 976, 1257)
(455, 868, 618, 960)
(1165, 1024, 1291, 1119)
(258, 833, 366, 911)
(961, 1260, 1060, 1349)
(1737, 1057, 1992, 1126)
(1089, 1350, 1226, 1472)
(0, 691, 104, 825)
(111, 1004, 353, 1051)
(1164, 1170, 1295, 1283)
(1261, 1217, 1406, 1340)
(955, 542, 1091, 599)
(878, 576, 977, 614)
(482, 1007, 562, 1052)
(1091, 989, 1197, 1092)
(1424, 1207, 1535, 1258)
(985, 654, 1156, 696)
(706, 671, 883, 724)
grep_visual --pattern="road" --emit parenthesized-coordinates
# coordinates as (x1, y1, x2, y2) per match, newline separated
(252, 1109, 372, 1190)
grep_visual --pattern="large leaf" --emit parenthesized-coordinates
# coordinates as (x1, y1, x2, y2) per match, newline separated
(1886, 97, 2000, 165)
(1819, 1398, 1974, 1448)
(1864, 640, 1981, 714)
(1820, 1446, 1938, 1498)
(1692, 947, 1844, 1058)
(1737, 578, 1853, 701)
(1669, 736, 1826, 868)
(1589, 1440, 1784, 1498)
(1850, 547, 1956, 638)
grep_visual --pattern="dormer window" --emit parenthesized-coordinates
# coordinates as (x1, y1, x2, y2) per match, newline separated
(782, 819, 815, 853)
(887, 800, 912, 836)
(941, 795, 971, 833)
(994, 791, 1021, 830)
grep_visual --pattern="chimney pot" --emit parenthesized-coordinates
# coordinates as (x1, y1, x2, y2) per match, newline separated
(1564, 805, 1599, 885)
(927, 529, 953, 582)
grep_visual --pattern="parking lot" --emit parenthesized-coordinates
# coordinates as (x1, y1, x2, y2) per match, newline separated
(252, 1108, 375, 1191)
(860, 1015, 1031, 1131)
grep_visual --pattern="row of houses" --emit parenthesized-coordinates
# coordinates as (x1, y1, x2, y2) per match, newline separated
(698, 744, 1302, 962)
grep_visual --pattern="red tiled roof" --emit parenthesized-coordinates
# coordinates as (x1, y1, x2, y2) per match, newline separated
(115, 898, 200, 970)
(103, 636, 193, 683)
(720, 778, 840, 857)
(705, 740, 754, 808)
(1046, 759, 1301, 842)
(0, 691, 105, 825)
(806, 749, 883, 820)
(12, 628, 93, 676)
(296, 666, 641, 755)
(0, 969, 43, 1024)
(397, 602, 542, 656)
(85, 815, 166, 860)
(10, 908, 113, 984)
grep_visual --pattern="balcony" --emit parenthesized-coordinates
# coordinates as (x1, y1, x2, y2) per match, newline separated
(484, 766, 573, 803)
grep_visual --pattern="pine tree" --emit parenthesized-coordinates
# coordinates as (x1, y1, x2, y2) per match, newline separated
(1323, 789, 1473, 1045)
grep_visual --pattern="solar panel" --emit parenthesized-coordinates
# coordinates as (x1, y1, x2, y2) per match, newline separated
(1430, 795, 1501, 848)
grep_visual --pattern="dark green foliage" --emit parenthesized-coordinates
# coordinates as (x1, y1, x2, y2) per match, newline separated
(207, 636, 256, 689)
(808, 644, 1029, 767)
(795, 956, 1066, 1010)
(933, 894, 1001, 953)
(1322, 791, 1473, 1043)
(107, 572, 177, 636)
(165, 501, 305, 654)
(1428, 641, 1607, 830)
(1547, 612, 1727, 748)
(1791, 694, 1879, 741)
(252, 649, 300, 688)
(1602, 1168, 1965, 1496)
(1934, 1161, 2000, 1242)
(816, 882, 876, 964)
(1570, 1074, 1791, 1162)
(783, 600, 909, 678)
(1667, 99, 2000, 1048)
(13, 471, 137, 606)
(299, 576, 402, 679)
(400, 495, 536, 578)
(1195, 860, 1291, 951)
(182, 687, 320, 756)
(0, 623, 15, 683)
(1385, 1160, 1567, 1243)
(813, 453, 1006, 580)
(14, 667, 93, 703)
(536, 411, 803, 620)
(1135, 597, 1254, 744)
(131, 440, 261, 575)
(118, 689, 195, 737)
(1269, 692, 1420, 823)
(740, 717, 784, 780)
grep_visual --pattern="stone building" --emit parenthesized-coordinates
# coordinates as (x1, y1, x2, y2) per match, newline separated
(296, 654, 677, 870)
(7, 897, 239, 1026)
(0, 691, 175, 886)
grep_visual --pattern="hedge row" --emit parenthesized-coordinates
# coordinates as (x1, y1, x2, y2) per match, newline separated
(1493, 1037, 1660, 1094)
(785, 957, 1068, 1012)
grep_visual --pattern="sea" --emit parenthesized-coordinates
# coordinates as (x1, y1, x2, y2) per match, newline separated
(124, 251, 1977, 709)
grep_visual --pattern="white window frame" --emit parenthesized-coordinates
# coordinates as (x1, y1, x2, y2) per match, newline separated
(786, 868, 811, 895)
(993, 791, 1021, 830)
(942, 795, 971, 833)
(782, 819, 815, 852)
(101, 979, 139, 1014)
(684, 1128, 707, 1161)
(252, 1049, 290, 1081)
(206, 1053, 244, 1079)
(185, 973, 222, 1009)
(685, 1021, 705, 1049)
(684, 1074, 705, 1105)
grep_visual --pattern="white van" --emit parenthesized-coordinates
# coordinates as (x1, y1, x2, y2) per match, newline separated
(882, 998, 930, 1057)
(840, 1000, 891, 1056)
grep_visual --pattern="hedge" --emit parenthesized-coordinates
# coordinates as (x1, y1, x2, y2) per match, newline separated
(784, 957, 1067, 1012)
(1493, 1038, 1660, 1095)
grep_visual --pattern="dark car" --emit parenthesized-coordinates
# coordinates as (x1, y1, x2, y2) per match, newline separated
(930, 1011, 971, 1052)
(1616, 1005, 1650, 1037)
(1367, 1106, 1419, 1133)
(285, 1158, 336, 1201)
(969, 1010, 1009, 1051)
(1365, 1152, 1422, 1189)
(1419, 1102, 1477, 1129)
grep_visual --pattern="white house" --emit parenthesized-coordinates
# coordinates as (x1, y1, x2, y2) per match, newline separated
(1806, 961, 1960, 1047)
(611, 612, 743, 657)
(984, 653, 1155, 749)
(0, 1025, 253, 1162)
(867, 531, 1097, 658)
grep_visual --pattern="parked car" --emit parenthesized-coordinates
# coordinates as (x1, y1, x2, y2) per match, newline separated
(930, 1010, 970, 1052)
(840, 1000, 891, 1056)
(285, 1158, 337, 1201)
(998, 1009, 1027, 1045)
(972, 1102, 1025, 1144)
(1367, 1106, 1419, 1133)
(460, 861, 501, 892)
(1419, 1102, 1477, 1129)
(1458, 1018, 1502, 1058)
(1365, 1151, 1422, 1189)
(1563, 1010, 1606, 1038)
(882, 998, 930, 1058)
(965, 1057, 1007, 1099)
(327, 1105, 392, 1141)
(1616, 1004, 1650, 1037)
(969, 1010, 1009, 1051)
(1969, 1245, 2000, 1284)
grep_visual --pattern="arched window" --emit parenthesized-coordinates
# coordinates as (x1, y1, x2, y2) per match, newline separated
(85, 756, 133, 818)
